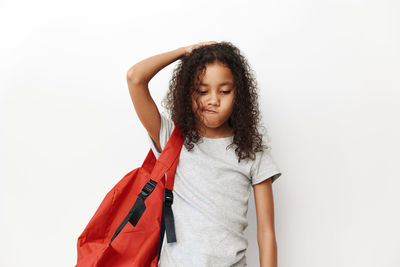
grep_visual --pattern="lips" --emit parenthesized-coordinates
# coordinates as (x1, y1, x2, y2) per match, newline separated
(204, 109, 217, 113)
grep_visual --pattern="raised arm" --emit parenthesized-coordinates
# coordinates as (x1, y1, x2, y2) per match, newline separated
(126, 47, 186, 153)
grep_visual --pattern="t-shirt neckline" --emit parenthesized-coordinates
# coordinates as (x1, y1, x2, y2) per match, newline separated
(201, 135, 234, 140)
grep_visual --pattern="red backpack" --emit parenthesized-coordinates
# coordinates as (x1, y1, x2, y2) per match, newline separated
(76, 121, 184, 267)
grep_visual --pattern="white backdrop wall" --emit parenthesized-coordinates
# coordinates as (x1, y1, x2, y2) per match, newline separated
(1, 0, 399, 266)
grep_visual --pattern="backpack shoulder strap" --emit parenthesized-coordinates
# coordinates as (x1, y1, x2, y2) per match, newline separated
(149, 120, 184, 183)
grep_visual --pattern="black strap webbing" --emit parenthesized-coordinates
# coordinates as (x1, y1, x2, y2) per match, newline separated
(109, 179, 157, 245)
(163, 189, 176, 243)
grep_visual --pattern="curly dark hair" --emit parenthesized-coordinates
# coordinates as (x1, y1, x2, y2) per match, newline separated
(161, 41, 269, 163)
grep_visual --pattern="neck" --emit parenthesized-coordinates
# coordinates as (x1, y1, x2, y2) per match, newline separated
(197, 123, 234, 138)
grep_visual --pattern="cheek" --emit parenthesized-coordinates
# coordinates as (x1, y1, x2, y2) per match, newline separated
(192, 97, 204, 111)
(224, 96, 235, 110)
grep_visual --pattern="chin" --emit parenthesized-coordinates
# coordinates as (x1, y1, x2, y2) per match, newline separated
(203, 121, 224, 128)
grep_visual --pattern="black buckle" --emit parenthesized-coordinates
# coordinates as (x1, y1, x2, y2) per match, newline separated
(141, 179, 157, 198)
(164, 189, 173, 206)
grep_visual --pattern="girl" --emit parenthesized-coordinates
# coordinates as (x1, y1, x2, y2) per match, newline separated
(127, 41, 282, 267)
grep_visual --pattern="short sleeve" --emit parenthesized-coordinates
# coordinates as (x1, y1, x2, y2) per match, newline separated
(250, 126, 282, 186)
(146, 111, 175, 159)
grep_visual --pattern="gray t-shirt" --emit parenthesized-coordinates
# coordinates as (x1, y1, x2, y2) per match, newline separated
(147, 112, 282, 267)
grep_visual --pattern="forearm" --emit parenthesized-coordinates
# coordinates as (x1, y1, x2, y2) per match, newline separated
(127, 47, 186, 84)
(257, 233, 277, 267)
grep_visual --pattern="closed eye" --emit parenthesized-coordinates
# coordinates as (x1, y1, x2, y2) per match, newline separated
(199, 90, 231, 94)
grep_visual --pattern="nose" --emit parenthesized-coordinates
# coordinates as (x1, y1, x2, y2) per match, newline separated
(207, 90, 219, 106)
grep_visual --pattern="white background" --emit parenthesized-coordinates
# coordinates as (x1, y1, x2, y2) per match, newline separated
(1, 0, 399, 266)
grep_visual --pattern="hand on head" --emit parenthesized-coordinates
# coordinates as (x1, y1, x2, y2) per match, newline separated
(183, 41, 218, 56)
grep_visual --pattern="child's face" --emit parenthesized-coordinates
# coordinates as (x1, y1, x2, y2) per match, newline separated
(191, 61, 236, 136)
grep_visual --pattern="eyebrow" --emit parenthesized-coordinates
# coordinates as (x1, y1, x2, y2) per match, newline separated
(199, 82, 234, 87)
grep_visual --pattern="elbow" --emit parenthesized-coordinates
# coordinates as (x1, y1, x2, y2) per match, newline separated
(257, 228, 276, 241)
(126, 67, 140, 84)
(257, 231, 277, 245)
(126, 67, 150, 86)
